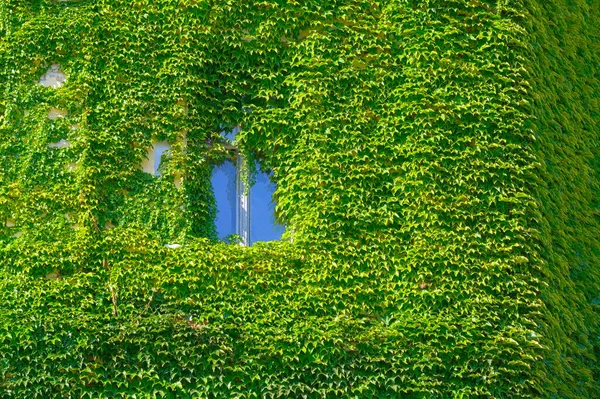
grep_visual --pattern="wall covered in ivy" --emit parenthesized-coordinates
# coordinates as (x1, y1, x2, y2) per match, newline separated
(0, 0, 598, 397)
(519, 0, 600, 396)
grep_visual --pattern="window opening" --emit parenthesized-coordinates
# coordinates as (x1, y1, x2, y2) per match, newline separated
(210, 127, 283, 245)
(39, 64, 66, 88)
(142, 140, 171, 176)
(153, 141, 171, 176)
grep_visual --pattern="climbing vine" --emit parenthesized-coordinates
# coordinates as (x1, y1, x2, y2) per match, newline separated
(0, 0, 598, 397)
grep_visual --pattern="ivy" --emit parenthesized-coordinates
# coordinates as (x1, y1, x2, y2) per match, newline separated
(0, 0, 598, 397)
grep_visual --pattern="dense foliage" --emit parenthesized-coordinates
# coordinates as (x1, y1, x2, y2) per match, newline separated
(0, 0, 598, 397)
(519, 0, 600, 396)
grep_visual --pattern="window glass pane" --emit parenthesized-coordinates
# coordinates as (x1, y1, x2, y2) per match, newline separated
(211, 160, 237, 240)
(250, 168, 284, 244)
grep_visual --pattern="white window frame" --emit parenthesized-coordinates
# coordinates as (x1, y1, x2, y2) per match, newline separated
(234, 152, 251, 246)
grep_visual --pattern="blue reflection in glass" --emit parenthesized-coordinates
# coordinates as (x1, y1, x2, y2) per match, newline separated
(211, 160, 237, 240)
(250, 169, 285, 244)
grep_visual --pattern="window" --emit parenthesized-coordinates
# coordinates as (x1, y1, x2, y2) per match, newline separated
(142, 140, 172, 176)
(140, 129, 284, 246)
(211, 128, 284, 246)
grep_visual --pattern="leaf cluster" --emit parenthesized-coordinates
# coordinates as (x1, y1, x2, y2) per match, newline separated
(0, 0, 598, 397)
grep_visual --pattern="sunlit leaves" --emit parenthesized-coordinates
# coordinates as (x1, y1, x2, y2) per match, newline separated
(0, 0, 599, 398)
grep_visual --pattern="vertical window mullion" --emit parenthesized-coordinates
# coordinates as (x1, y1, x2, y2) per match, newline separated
(236, 152, 250, 246)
